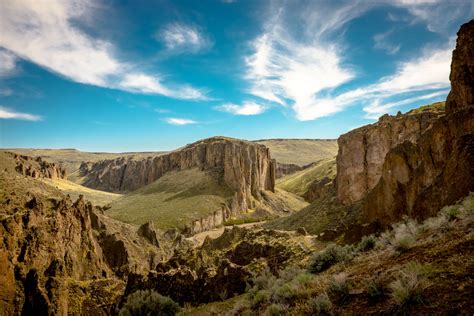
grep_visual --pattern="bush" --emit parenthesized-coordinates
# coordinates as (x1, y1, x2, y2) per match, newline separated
(441, 205, 460, 221)
(389, 262, 431, 308)
(310, 293, 333, 315)
(264, 303, 288, 316)
(366, 277, 386, 301)
(119, 290, 181, 316)
(390, 220, 419, 253)
(357, 235, 377, 252)
(308, 244, 354, 273)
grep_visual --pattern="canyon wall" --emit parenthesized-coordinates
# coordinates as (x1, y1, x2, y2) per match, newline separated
(336, 106, 445, 206)
(361, 20, 474, 225)
(335, 20, 474, 227)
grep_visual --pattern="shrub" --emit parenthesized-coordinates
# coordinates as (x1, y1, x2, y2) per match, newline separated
(357, 235, 377, 252)
(441, 205, 460, 221)
(328, 272, 350, 304)
(389, 262, 431, 308)
(119, 290, 181, 316)
(310, 293, 333, 315)
(366, 277, 386, 301)
(308, 244, 354, 273)
(264, 303, 288, 316)
(390, 220, 419, 253)
(252, 290, 270, 308)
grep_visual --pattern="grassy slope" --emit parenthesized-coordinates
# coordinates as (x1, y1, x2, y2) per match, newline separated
(255, 139, 338, 166)
(40, 178, 122, 206)
(264, 191, 348, 235)
(276, 158, 336, 197)
(106, 168, 234, 230)
(5, 148, 167, 182)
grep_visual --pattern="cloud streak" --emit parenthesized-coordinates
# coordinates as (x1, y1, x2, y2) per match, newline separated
(0, 106, 42, 121)
(0, 0, 207, 100)
(217, 101, 267, 115)
(165, 117, 197, 125)
(159, 23, 211, 53)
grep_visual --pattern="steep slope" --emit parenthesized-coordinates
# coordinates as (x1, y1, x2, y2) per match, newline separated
(276, 158, 336, 200)
(0, 153, 179, 314)
(358, 20, 474, 227)
(336, 102, 445, 206)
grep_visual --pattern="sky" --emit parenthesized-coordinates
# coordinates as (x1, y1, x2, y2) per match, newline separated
(0, 0, 473, 152)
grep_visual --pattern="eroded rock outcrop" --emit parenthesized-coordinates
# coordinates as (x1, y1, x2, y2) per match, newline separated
(122, 226, 315, 305)
(360, 20, 474, 225)
(275, 162, 306, 178)
(9, 152, 67, 179)
(336, 105, 445, 206)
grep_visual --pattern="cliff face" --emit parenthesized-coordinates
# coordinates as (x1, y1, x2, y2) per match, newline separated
(81, 137, 275, 196)
(275, 162, 306, 178)
(360, 20, 474, 225)
(336, 106, 445, 206)
(334, 20, 474, 229)
(10, 152, 67, 179)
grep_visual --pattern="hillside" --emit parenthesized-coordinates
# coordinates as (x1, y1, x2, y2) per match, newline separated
(6, 148, 167, 182)
(276, 158, 336, 198)
(255, 139, 338, 166)
(107, 168, 234, 230)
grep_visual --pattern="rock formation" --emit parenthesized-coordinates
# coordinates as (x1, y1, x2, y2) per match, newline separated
(335, 20, 474, 227)
(336, 104, 445, 206)
(360, 20, 474, 225)
(10, 152, 67, 179)
(275, 162, 306, 178)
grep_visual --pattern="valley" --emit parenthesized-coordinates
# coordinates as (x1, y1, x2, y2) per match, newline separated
(0, 8, 473, 316)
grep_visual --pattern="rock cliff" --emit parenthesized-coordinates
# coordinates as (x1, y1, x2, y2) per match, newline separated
(336, 104, 445, 206)
(360, 20, 474, 225)
(8, 152, 67, 179)
(334, 20, 474, 229)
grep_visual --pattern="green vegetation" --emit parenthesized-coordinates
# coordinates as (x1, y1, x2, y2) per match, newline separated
(119, 290, 181, 316)
(308, 244, 354, 274)
(107, 168, 234, 230)
(40, 178, 122, 206)
(407, 101, 445, 115)
(264, 193, 348, 235)
(255, 139, 338, 166)
(389, 262, 432, 308)
(184, 193, 474, 315)
(276, 158, 336, 197)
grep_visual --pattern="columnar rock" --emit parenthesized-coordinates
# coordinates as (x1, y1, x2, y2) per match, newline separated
(80, 137, 276, 210)
(335, 104, 445, 206)
(10, 152, 67, 179)
(360, 20, 474, 225)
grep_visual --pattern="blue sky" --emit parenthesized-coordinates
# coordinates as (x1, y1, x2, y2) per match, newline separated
(0, 0, 472, 152)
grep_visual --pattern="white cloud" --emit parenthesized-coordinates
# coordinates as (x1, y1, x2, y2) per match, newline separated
(244, 1, 457, 121)
(373, 30, 401, 55)
(244, 2, 368, 120)
(217, 101, 267, 115)
(159, 23, 211, 53)
(363, 90, 449, 119)
(0, 0, 206, 100)
(0, 49, 17, 77)
(165, 117, 197, 125)
(0, 106, 42, 121)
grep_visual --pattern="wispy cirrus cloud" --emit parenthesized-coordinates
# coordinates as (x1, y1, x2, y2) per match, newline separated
(0, 49, 17, 77)
(217, 101, 267, 115)
(158, 23, 211, 53)
(373, 29, 401, 55)
(0, 0, 207, 100)
(243, 1, 460, 121)
(164, 117, 197, 125)
(0, 106, 42, 121)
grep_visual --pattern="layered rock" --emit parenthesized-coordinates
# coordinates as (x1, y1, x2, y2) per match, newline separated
(275, 162, 306, 178)
(360, 20, 474, 225)
(336, 104, 445, 206)
(9, 152, 67, 179)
